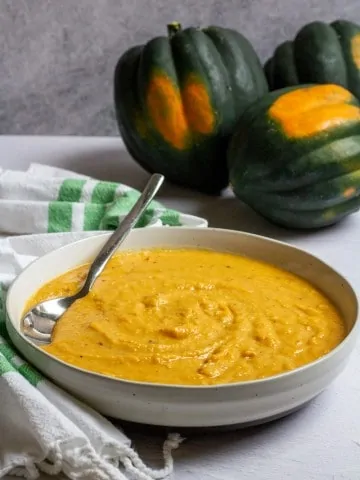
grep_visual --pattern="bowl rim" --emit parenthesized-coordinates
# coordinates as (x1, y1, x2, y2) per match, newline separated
(6, 226, 360, 391)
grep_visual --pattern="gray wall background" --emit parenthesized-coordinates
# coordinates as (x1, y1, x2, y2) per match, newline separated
(1, 0, 359, 136)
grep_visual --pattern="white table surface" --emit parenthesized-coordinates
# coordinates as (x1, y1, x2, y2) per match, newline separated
(1, 135, 360, 480)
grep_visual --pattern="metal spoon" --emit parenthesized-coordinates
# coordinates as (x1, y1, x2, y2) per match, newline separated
(22, 173, 165, 344)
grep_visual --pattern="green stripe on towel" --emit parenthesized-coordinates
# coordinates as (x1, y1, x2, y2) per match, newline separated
(83, 204, 107, 231)
(91, 181, 119, 204)
(0, 354, 16, 375)
(160, 210, 182, 226)
(18, 363, 43, 387)
(0, 343, 16, 363)
(57, 179, 86, 203)
(48, 202, 73, 232)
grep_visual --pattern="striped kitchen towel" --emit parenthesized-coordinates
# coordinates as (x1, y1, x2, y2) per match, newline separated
(0, 164, 183, 235)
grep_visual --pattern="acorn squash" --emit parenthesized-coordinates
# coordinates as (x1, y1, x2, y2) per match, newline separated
(265, 20, 360, 99)
(228, 84, 360, 229)
(114, 22, 268, 194)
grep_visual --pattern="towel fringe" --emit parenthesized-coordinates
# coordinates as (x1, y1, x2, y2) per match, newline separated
(116, 432, 185, 480)
(35, 432, 184, 480)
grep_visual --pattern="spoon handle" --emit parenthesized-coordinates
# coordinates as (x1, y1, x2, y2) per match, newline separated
(79, 173, 164, 295)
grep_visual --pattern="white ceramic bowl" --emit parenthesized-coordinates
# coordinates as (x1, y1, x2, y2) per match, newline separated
(6, 228, 359, 428)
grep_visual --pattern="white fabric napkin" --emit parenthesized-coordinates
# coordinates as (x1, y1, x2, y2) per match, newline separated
(0, 232, 183, 480)
(0, 164, 207, 235)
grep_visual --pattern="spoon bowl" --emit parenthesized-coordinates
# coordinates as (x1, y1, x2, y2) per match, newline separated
(22, 173, 164, 344)
(23, 296, 75, 342)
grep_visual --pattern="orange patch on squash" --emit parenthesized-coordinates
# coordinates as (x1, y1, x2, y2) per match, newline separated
(322, 209, 336, 221)
(182, 75, 215, 134)
(146, 73, 189, 150)
(351, 33, 360, 69)
(343, 186, 356, 198)
(269, 85, 360, 138)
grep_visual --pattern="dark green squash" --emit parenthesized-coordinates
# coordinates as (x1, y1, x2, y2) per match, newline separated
(265, 20, 360, 99)
(114, 22, 268, 194)
(228, 84, 360, 229)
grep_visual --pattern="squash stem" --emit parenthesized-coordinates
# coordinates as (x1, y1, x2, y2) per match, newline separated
(167, 22, 182, 37)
